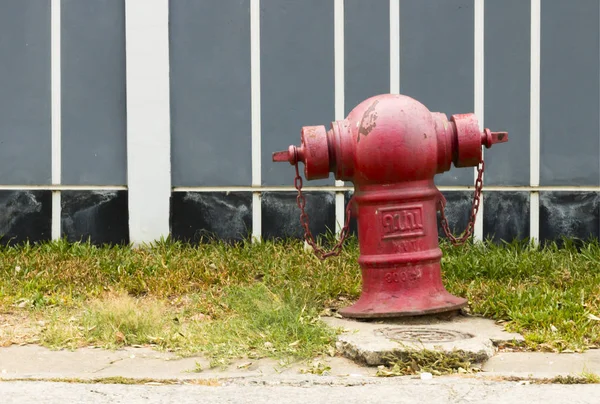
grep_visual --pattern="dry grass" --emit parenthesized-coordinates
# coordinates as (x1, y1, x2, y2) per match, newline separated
(0, 311, 45, 346)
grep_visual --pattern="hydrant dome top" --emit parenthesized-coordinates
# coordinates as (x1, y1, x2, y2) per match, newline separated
(343, 93, 441, 184)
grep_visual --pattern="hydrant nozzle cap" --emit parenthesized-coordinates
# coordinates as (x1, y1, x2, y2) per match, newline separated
(272, 145, 301, 165)
(482, 128, 509, 149)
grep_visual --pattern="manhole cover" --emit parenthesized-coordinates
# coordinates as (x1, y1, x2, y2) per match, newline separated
(375, 327, 474, 343)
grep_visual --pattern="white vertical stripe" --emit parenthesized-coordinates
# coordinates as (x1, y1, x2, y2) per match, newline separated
(474, 0, 484, 242)
(530, 0, 541, 244)
(251, 0, 262, 241)
(51, 0, 61, 241)
(125, 0, 171, 246)
(52, 192, 61, 240)
(335, 192, 345, 233)
(390, 0, 400, 94)
(334, 0, 345, 233)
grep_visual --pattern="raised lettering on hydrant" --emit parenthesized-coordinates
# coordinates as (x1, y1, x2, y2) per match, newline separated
(272, 94, 508, 319)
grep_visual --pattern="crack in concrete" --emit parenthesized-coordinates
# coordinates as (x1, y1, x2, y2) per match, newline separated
(90, 389, 108, 396)
(449, 384, 476, 403)
(91, 357, 124, 374)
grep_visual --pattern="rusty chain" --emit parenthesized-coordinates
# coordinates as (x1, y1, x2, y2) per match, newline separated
(292, 155, 484, 254)
(438, 158, 485, 246)
(293, 163, 353, 260)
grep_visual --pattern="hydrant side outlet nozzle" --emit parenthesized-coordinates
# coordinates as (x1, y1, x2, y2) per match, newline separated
(272, 93, 508, 319)
(272, 126, 332, 180)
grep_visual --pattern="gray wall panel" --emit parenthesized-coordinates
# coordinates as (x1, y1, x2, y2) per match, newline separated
(0, 2, 51, 185)
(540, 0, 600, 186)
(170, 0, 252, 187)
(261, 0, 334, 186)
(400, 0, 475, 186)
(61, 0, 127, 185)
(345, 0, 389, 115)
(484, 0, 530, 186)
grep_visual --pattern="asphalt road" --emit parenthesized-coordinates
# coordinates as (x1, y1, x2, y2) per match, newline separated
(2, 379, 600, 404)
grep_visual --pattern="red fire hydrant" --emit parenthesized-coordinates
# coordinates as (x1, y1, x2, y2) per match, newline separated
(273, 94, 507, 318)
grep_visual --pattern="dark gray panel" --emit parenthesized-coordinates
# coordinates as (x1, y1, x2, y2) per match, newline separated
(540, 0, 600, 185)
(261, 0, 334, 186)
(170, 192, 252, 243)
(400, 0, 475, 186)
(483, 192, 529, 242)
(170, 0, 252, 186)
(0, 2, 51, 185)
(345, 0, 389, 115)
(484, 0, 530, 186)
(61, 191, 129, 245)
(61, 0, 127, 185)
(0, 191, 51, 245)
(540, 192, 599, 244)
(262, 192, 335, 240)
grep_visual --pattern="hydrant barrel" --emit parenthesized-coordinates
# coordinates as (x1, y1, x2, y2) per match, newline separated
(272, 93, 508, 318)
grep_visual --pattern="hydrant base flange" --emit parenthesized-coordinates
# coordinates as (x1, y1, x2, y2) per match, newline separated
(338, 293, 468, 319)
(335, 182, 468, 320)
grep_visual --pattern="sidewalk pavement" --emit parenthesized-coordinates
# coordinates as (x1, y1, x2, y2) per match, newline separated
(1, 344, 600, 385)
(1, 313, 600, 385)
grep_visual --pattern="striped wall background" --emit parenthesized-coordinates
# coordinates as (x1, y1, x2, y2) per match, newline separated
(0, 0, 598, 246)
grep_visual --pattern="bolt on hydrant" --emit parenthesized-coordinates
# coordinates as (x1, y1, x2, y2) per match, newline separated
(272, 94, 508, 319)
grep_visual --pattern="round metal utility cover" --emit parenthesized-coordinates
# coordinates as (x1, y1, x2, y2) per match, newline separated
(375, 327, 474, 343)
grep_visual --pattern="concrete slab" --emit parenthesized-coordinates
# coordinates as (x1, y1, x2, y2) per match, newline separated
(0, 345, 176, 380)
(322, 313, 524, 366)
(0, 345, 374, 382)
(3, 343, 600, 384)
(482, 350, 600, 378)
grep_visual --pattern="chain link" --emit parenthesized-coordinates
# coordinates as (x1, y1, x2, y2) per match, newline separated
(292, 156, 483, 254)
(438, 159, 485, 246)
(293, 164, 353, 260)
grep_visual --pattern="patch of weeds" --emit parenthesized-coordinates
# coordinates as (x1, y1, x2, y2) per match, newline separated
(581, 371, 600, 383)
(40, 307, 90, 350)
(79, 291, 177, 348)
(376, 348, 484, 377)
(498, 372, 600, 385)
(40, 292, 185, 350)
(194, 283, 339, 367)
(542, 374, 598, 384)
(299, 359, 332, 375)
(35, 284, 340, 366)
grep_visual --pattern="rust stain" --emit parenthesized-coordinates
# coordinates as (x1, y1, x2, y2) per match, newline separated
(357, 100, 379, 143)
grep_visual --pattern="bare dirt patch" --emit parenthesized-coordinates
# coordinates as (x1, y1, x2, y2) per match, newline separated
(0, 310, 44, 346)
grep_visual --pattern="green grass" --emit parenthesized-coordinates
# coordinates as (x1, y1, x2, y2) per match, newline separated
(442, 238, 600, 352)
(1, 236, 600, 365)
